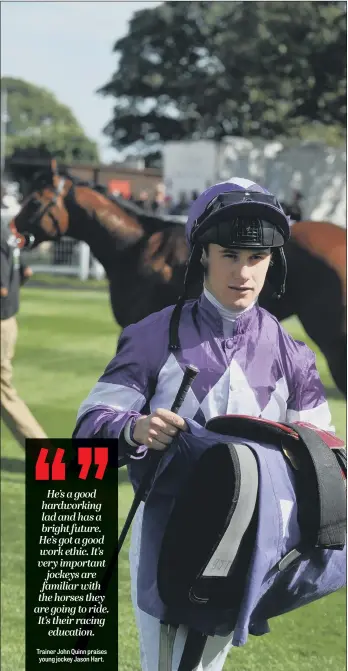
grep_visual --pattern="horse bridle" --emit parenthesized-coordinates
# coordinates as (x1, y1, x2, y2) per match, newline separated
(22, 176, 68, 243)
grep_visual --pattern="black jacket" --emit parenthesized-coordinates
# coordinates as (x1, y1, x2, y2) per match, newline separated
(1, 230, 27, 320)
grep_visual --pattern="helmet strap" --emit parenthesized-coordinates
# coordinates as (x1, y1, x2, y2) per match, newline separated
(169, 244, 202, 351)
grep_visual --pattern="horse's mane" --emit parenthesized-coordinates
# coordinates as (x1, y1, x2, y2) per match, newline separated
(57, 170, 189, 267)
(30, 167, 186, 231)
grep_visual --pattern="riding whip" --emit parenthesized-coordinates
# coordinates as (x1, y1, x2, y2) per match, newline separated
(117, 363, 199, 554)
(74, 363, 199, 653)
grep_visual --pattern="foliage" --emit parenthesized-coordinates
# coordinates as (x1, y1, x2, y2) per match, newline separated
(2, 77, 99, 163)
(98, 1, 346, 159)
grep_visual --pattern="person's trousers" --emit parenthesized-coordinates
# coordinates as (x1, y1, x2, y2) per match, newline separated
(129, 502, 233, 671)
(1, 316, 47, 448)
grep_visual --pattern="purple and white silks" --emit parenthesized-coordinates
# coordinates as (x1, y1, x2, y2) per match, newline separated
(75, 293, 333, 458)
(74, 294, 340, 645)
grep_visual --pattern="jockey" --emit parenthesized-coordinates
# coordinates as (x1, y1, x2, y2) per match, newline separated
(74, 177, 335, 671)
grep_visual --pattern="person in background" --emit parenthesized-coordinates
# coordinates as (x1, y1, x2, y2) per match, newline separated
(151, 182, 168, 216)
(169, 191, 190, 215)
(135, 190, 152, 212)
(1, 223, 47, 448)
(1, 182, 7, 209)
(281, 189, 304, 222)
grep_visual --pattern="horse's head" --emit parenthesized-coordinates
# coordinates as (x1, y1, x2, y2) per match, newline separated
(10, 159, 71, 248)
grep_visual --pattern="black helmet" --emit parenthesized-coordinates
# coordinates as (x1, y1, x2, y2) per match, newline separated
(169, 178, 291, 351)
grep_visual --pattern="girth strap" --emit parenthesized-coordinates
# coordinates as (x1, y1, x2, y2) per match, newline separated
(178, 630, 208, 671)
(286, 423, 346, 550)
(158, 624, 208, 671)
(201, 442, 258, 579)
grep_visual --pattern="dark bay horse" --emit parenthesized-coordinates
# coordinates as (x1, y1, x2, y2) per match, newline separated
(11, 163, 347, 396)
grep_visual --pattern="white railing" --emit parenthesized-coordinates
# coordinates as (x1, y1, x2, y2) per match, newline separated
(20, 238, 105, 282)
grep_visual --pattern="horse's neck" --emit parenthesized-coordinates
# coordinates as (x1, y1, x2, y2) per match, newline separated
(66, 206, 128, 273)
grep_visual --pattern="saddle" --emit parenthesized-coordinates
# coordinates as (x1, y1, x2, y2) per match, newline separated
(156, 416, 346, 671)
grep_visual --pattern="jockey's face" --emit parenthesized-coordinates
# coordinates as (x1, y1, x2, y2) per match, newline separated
(203, 244, 271, 309)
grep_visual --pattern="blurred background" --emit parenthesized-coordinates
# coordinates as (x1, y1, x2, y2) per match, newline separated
(1, 1, 346, 277)
(1, 2, 346, 671)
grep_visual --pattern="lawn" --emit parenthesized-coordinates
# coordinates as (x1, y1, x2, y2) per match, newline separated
(1, 287, 346, 671)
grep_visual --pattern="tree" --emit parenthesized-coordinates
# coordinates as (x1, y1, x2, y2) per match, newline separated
(2, 77, 99, 163)
(98, 1, 346, 160)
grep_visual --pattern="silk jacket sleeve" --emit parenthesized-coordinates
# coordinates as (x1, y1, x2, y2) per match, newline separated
(285, 348, 335, 432)
(73, 323, 160, 461)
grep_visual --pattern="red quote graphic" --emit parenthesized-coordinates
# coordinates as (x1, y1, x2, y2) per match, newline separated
(35, 447, 108, 481)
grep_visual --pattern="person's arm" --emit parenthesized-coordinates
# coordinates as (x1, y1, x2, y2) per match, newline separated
(74, 325, 152, 449)
(73, 323, 186, 463)
(20, 261, 33, 285)
(286, 349, 335, 432)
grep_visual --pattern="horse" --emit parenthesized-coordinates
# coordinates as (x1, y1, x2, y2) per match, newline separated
(10, 161, 347, 397)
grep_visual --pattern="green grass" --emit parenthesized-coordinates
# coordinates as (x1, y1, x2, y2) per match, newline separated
(1, 288, 346, 671)
(26, 273, 108, 290)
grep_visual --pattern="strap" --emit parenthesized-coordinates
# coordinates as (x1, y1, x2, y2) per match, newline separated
(286, 423, 346, 550)
(158, 623, 178, 671)
(201, 443, 258, 578)
(335, 448, 347, 477)
(178, 629, 208, 671)
(206, 414, 346, 552)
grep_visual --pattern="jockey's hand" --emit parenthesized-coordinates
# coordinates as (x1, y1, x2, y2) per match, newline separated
(133, 408, 188, 451)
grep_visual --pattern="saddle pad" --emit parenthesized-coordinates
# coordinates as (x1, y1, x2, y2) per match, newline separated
(157, 442, 258, 612)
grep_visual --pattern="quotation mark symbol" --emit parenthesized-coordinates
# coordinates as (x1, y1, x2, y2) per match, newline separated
(34, 447, 109, 480)
(35, 448, 66, 481)
(78, 447, 108, 480)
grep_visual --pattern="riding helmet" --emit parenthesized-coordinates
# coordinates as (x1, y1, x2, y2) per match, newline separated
(169, 177, 291, 350)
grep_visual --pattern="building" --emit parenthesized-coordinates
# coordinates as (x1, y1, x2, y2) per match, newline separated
(6, 156, 163, 200)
